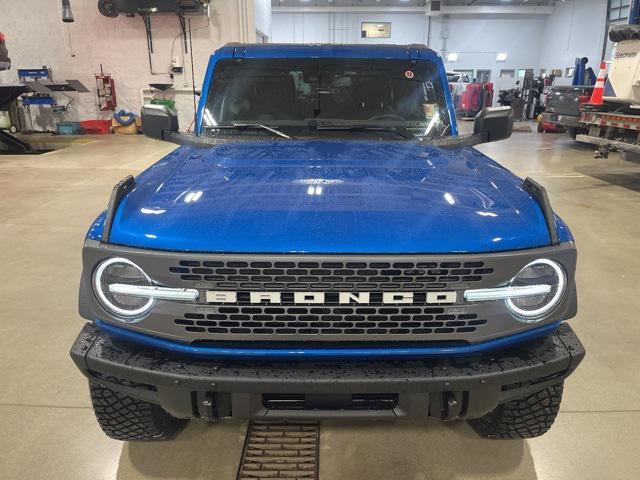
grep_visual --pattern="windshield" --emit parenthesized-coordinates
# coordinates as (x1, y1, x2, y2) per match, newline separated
(202, 58, 452, 138)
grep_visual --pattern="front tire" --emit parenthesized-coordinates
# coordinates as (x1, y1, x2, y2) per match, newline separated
(468, 382, 563, 439)
(89, 381, 188, 441)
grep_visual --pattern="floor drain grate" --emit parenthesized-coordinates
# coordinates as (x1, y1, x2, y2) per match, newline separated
(237, 420, 320, 479)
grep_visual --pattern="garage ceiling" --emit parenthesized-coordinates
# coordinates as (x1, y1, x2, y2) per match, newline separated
(272, 0, 562, 6)
(443, 0, 559, 5)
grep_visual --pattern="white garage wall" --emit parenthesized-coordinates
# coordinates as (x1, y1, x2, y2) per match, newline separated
(434, 15, 548, 96)
(272, 1, 609, 90)
(271, 12, 427, 44)
(538, 0, 608, 85)
(254, 0, 272, 39)
(433, 16, 546, 72)
(272, 13, 543, 71)
(0, 0, 255, 131)
(272, 12, 546, 96)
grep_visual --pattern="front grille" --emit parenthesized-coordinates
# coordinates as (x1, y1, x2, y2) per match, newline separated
(168, 259, 494, 291)
(168, 257, 494, 341)
(173, 306, 487, 337)
(84, 242, 577, 344)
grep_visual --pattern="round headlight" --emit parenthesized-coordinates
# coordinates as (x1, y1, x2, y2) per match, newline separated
(506, 259, 566, 322)
(93, 258, 155, 321)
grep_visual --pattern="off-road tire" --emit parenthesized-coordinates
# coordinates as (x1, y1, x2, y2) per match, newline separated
(89, 381, 188, 441)
(468, 382, 563, 439)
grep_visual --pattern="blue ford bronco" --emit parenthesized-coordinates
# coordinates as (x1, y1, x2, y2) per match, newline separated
(71, 44, 584, 441)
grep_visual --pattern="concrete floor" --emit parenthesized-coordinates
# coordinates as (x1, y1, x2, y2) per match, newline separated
(1, 130, 639, 479)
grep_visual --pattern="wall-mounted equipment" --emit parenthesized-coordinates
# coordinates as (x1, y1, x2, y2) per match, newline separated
(18, 67, 89, 110)
(95, 65, 117, 111)
(13, 67, 89, 134)
(98, 0, 208, 17)
(98, 0, 207, 76)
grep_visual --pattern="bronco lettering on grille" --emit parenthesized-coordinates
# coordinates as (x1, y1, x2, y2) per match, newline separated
(205, 291, 458, 305)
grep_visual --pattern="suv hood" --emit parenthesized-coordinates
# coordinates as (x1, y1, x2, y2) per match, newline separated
(106, 140, 567, 253)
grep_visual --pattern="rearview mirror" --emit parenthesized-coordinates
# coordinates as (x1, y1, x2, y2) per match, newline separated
(474, 106, 513, 143)
(141, 104, 178, 141)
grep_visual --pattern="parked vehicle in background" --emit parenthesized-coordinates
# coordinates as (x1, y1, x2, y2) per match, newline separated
(446, 71, 470, 84)
(498, 84, 526, 120)
(576, 21, 640, 162)
(542, 85, 593, 139)
(447, 71, 469, 113)
(459, 82, 494, 118)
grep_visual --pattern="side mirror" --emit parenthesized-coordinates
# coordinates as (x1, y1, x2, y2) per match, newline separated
(474, 106, 513, 143)
(431, 106, 513, 149)
(141, 104, 178, 141)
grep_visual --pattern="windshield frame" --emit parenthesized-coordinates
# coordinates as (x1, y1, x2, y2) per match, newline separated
(195, 45, 458, 139)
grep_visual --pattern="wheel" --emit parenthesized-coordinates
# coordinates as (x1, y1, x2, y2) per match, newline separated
(89, 381, 188, 441)
(468, 382, 563, 439)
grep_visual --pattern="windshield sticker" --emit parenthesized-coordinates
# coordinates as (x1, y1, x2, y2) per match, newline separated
(405, 70, 414, 79)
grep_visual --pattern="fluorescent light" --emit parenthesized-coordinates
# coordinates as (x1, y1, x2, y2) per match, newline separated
(443, 192, 455, 205)
(497, 52, 508, 62)
(447, 53, 458, 62)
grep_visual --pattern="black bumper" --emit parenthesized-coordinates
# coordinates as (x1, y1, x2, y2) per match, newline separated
(542, 112, 582, 128)
(71, 322, 584, 421)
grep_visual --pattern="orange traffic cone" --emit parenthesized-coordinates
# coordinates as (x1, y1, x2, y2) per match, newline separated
(589, 62, 607, 105)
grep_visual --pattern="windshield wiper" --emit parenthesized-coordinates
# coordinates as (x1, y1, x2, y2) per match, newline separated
(205, 123, 293, 139)
(314, 124, 414, 139)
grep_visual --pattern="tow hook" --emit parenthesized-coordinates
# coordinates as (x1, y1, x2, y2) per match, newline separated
(443, 391, 463, 420)
(594, 145, 610, 159)
(200, 392, 217, 420)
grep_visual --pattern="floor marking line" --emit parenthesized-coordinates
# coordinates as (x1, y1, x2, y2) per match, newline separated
(559, 409, 640, 414)
(0, 403, 93, 410)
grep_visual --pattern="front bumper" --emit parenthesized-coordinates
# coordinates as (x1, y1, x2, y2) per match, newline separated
(542, 112, 582, 128)
(71, 322, 584, 421)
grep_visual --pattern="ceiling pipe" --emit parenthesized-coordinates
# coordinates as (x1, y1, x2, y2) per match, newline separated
(62, 0, 74, 22)
(273, 5, 553, 15)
